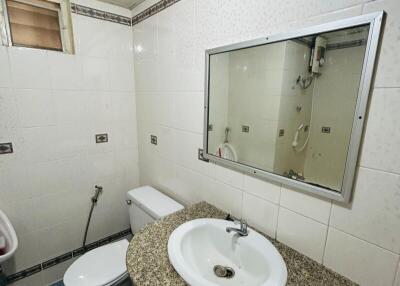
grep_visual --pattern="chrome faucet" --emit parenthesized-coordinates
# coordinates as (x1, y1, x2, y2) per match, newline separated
(226, 219, 248, 237)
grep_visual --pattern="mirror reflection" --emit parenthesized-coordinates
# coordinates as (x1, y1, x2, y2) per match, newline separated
(207, 24, 370, 192)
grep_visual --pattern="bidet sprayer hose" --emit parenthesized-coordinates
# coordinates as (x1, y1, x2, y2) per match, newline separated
(83, 185, 103, 249)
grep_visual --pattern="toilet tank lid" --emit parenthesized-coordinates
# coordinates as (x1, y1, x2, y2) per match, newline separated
(127, 186, 184, 219)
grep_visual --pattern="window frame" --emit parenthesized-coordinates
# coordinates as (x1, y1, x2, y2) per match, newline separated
(0, 0, 74, 53)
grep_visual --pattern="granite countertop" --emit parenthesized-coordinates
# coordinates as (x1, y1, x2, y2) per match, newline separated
(126, 202, 357, 286)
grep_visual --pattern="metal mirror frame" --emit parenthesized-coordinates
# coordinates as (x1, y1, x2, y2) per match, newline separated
(203, 12, 385, 203)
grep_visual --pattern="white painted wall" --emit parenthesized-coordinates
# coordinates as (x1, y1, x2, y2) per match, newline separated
(0, 1, 139, 284)
(133, 0, 400, 285)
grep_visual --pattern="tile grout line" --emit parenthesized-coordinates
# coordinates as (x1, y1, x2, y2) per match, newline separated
(392, 256, 400, 286)
(275, 205, 281, 240)
(359, 165, 400, 177)
(321, 201, 334, 264)
(277, 204, 400, 256)
(329, 226, 400, 256)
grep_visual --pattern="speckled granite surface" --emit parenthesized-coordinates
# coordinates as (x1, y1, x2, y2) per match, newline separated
(126, 202, 357, 286)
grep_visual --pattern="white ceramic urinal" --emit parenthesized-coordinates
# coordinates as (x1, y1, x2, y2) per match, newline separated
(0, 209, 18, 263)
(216, 143, 238, 161)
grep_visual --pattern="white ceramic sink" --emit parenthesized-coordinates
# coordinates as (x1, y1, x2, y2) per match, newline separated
(0, 209, 18, 263)
(168, 218, 287, 286)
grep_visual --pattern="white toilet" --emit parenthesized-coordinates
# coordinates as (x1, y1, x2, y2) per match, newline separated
(63, 186, 184, 286)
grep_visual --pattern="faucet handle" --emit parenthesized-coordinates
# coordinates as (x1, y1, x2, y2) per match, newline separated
(240, 220, 248, 231)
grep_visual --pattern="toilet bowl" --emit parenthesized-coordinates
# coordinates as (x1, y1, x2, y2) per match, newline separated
(64, 239, 129, 286)
(63, 186, 184, 286)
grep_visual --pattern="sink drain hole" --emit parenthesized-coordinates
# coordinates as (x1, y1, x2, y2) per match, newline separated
(213, 265, 235, 279)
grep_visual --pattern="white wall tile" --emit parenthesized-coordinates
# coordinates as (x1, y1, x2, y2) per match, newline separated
(361, 88, 400, 174)
(109, 25, 134, 61)
(108, 60, 135, 91)
(173, 129, 209, 175)
(209, 163, 244, 190)
(173, 165, 208, 204)
(136, 93, 174, 126)
(203, 179, 243, 218)
(132, 17, 158, 62)
(0, 46, 11, 87)
(35, 220, 82, 260)
(363, 0, 400, 88)
(330, 167, 400, 253)
(243, 175, 281, 204)
(112, 92, 136, 122)
(82, 57, 109, 90)
(86, 91, 113, 125)
(242, 192, 279, 238)
(115, 147, 140, 189)
(74, 15, 110, 58)
(31, 192, 78, 230)
(277, 207, 327, 262)
(87, 152, 116, 182)
(324, 227, 399, 286)
(173, 92, 204, 133)
(55, 124, 90, 159)
(48, 51, 83, 90)
(280, 186, 332, 224)
(8, 48, 51, 89)
(19, 126, 58, 163)
(54, 90, 90, 126)
(139, 153, 177, 194)
(0, 88, 19, 129)
(133, 59, 159, 92)
(113, 120, 138, 149)
(15, 89, 56, 127)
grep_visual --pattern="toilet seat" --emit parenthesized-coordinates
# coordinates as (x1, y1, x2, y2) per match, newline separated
(64, 239, 129, 286)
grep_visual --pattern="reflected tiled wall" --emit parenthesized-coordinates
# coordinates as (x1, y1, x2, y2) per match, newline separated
(132, 0, 400, 285)
(0, 0, 139, 285)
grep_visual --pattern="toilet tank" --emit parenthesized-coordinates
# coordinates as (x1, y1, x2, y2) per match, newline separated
(127, 186, 184, 233)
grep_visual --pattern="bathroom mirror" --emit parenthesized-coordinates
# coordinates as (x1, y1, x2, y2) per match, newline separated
(203, 12, 384, 202)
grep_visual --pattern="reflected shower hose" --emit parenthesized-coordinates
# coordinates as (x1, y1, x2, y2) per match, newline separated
(293, 75, 316, 153)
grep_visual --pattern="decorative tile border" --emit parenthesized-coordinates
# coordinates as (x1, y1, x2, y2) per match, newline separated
(327, 39, 367, 50)
(5, 264, 42, 283)
(70, 3, 132, 26)
(6, 228, 132, 284)
(131, 0, 181, 26)
(69, 0, 181, 27)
